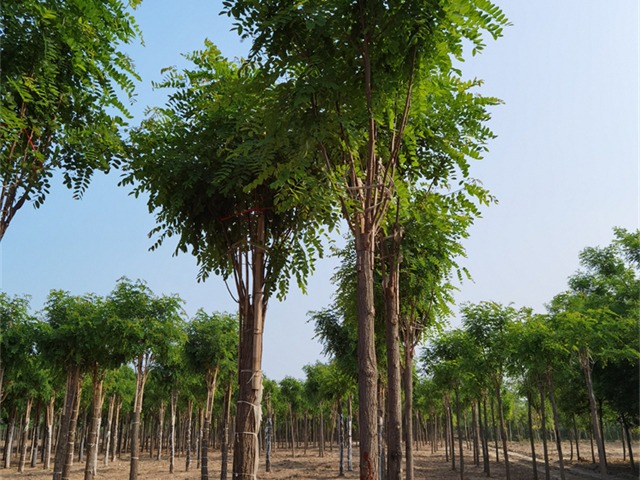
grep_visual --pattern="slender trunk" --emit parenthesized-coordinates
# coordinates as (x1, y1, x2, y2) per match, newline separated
(156, 402, 165, 461)
(471, 404, 479, 467)
(490, 396, 499, 463)
(580, 352, 607, 478)
(347, 395, 353, 471)
(220, 382, 232, 480)
(62, 371, 83, 480)
(539, 382, 551, 480)
(265, 415, 273, 474)
(84, 367, 104, 480)
(526, 391, 538, 480)
(454, 388, 464, 480)
(547, 371, 565, 480)
(338, 399, 345, 477)
(169, 389, 177, 474)
(319, 408, 325, 458)
(494, 379, 510, 480)
(31, 402, 41, 468)
(381, 229, 402, 480)
(622, 417, 636, 474)
(129, 358, 148, 480)
(481, 398, 490, 477)
(111, 397, 121, 463)
(355, 232, 378, 480)
(573, 415, 581, 462)
(185, 400, 193, 472)
(104, 395, 115, 467)
(289, 404, 296, 458)
(44, 394, 55, 470)
(18, 397, 33, 472)
(4, 405, 17, 468)
(403, 349, 414, 480)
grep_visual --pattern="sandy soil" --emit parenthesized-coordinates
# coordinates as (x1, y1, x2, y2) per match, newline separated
(3, 441, 637, 479)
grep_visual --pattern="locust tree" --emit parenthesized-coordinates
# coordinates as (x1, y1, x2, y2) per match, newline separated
(106, 277, 186, 480)
(223, 3, 508, 476)
(125, 43, 333, 478)
(0, 0, 141, 241)
(185, 310, 238, 480)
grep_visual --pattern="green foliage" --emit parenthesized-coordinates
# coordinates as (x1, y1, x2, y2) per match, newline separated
(125, 41, 336, 299)
(185, 309, 238, 385)
(0, 0, 142, 238)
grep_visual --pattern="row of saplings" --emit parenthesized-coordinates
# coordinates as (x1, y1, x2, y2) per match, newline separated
(2, 364, 636, 479)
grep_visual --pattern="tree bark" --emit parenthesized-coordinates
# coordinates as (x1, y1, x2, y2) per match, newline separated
(494, 379, 510, 480)
(539, 382, 551, 480)
(84, 367, 105, 480)
(103, 395, 115, 467)
(232, 211, 266, 480)
(355, 235, 378, 480)
(547, 371, 565, 480)
(526, 391, 538, 480)
(579, 351, 607, 478)
(202, 367, 218, 480)
(454, 388, 464, 480)
(18, 397, 33, 472)
(169, 389, 177, 474)
(185, 400, 193, 472)
(44, 394, 55, 470)
(381, 227, 402, 480)
(403, 349, 414, 480)
(129, 356, 149, 480)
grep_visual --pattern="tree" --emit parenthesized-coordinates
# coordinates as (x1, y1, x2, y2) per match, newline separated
(224, 3, 508, 476)
(107, 277, 186, 480)
(462, 302, 519, 480)
(548, 228, 640, 479)
(0, 0, 141, 241)
(185, 310, 238, 480)
(125, 42, 333, 478)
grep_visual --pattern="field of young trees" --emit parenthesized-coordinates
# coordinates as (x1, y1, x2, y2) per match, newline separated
(2, 1, 638, 480)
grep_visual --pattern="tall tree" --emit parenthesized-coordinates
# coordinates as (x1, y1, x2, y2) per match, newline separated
(125, 43, 333, 478)
(0, 0, 141, 241)
(224, 3, 508, 477)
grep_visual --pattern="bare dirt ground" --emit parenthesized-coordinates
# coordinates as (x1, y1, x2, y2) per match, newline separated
(3, 441, 636, 479)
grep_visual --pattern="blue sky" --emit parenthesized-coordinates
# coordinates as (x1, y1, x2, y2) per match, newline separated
(2, 1, 638, 381)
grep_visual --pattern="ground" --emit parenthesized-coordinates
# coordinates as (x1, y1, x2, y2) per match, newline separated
(3, 441, 637, 479)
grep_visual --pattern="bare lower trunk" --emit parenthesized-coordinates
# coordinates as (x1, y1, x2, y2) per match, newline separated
(62, 372, 83, 480)
(481, 398, 490, 477)
(539, 382, 551, 480)
(232, 213, 266, 479)
(547, 372, 565, 480)
(347, 395, 353, 472)
(355, 239, 378, 480)
(403, 349, 414, 480)
(185, 400, 193, 472)
(18, 397, 33, 472)
(494, 379, 510, 480)
(381, 231, 402, 480)
(169, 390, 177, 474)
(156, 401, 165, 461)
(580, 352, 607, 478)
(103, 395, 115, 467)
(526, 391, 538, 480)
(454, 388, 464, 480)
(44, 394, 55, 470)
(129, 359, 148, 480)
(622, 417, 636, 474)
(111, 397, 121, 463)
(84, 368, 104, 480)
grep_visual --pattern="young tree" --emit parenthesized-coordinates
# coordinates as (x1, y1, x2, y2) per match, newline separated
(185, 310, 238, 480)
(0, 0, 141, 241)
(125, 43, 333, 478)
(224, 3, 508, 476)
(107, 277, 186, 480)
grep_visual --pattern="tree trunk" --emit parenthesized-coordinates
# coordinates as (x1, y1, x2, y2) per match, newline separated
(44, 394, 55, 470)
(18, 397, 33, 472)
(111, 397, 122, 463)
(84, 367, 105, 480)
(454, 388, 464, 480)
(547, 371, 565, 480)
(481, 398, 490, 477)
(347, 395, 353, 472)
(169, 389, 177, 474)
(526, 391, 538, 480)
(104, 395, 115, 467)
(232, 212, 266, 480)
(129, 357, 148, 480)
(622, 416, 636, 474)
(355, 232, 379, 480)
(381, 229, 402, 480)
(4, 405, 16, 469)
(573, 415, 581, 462)
(338, 399, 345, 476)
(539, 382, 551, 480)
(494, 379, 510, 480)
(579, 352, 607, 478)
(185, 400, 193, 472)
(403, 349, 414, 480)
(319, 408, 325, 458)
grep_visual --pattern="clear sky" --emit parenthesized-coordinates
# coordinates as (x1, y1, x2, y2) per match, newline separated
(2, 1, 638, 381)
